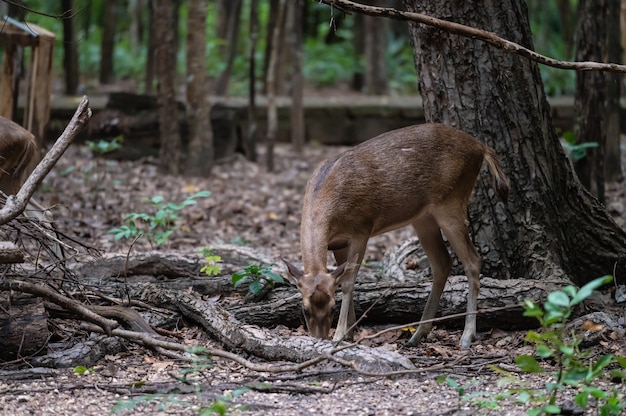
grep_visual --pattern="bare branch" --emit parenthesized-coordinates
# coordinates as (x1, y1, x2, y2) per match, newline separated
(0, 96, 91, 225)
(319, 0, 626, 73)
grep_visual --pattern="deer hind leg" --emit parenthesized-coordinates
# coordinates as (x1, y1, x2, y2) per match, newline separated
(405, 214, 452, 347)
(331, 237, 367, 342)
(433, 206, 481, 349)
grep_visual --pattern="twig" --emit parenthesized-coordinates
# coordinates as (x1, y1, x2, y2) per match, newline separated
(318, 0, 626, 74)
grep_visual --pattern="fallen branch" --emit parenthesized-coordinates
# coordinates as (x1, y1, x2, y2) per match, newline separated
(0, 279, 119, 335)
(0, 96, 92, 225)
(319, 0, 626, 73)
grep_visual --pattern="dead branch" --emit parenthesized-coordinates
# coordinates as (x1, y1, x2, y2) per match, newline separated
(0, 279, 119, 335)
(0, 96, 92, 225)
(319, 0, 626, 73)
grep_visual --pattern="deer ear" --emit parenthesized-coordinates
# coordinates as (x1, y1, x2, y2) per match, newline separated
(282, 258, 303, 286)
(332, 254, 360, 285)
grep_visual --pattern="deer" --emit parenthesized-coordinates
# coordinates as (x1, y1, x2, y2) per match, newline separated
(0, 116, 64, 260)
(283, 123, 510, 349)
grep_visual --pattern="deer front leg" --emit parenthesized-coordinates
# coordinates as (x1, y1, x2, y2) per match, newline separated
(331, 242, 366, 342)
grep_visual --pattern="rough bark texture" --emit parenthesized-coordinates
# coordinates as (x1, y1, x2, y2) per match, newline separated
(185, 0, 214, 176)
(154, 0, 181, 175)
(403, 0, 626, 285)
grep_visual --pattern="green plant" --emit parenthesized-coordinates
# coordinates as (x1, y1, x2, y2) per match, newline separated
(198, 247, 222, 276)
(514, 275, 625, 415)
(109, 191, 211, 246)
(560, 131, 599, 162)
(232, 262, 284, 295)
(73, 365, 95, 375)
(86, 136, 124, 156)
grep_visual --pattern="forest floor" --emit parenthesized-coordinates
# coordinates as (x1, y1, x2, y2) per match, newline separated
(0, 137, 625, 415)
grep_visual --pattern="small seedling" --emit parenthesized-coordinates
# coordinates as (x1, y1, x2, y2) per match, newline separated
(86, 136, 124, 156)
(73, 365, 95, 375)
(232, 262, 284, 295)
(198, 247, 222, 276)
(109, 191, 211, 246)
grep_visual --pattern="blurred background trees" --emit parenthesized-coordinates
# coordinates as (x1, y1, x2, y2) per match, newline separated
(14, 0, 595, 98)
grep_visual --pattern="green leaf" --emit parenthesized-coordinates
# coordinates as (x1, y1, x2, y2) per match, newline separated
(547, 290, 570, 307)
(515, 355, 544, 373)
(536, 344, 555, 358)
(249, 279, 263, 295)
(232, 273, 248, 287)
(149, 195, 165, 204)
(516, 391, 531, 403)
(543, 404, 562, 414)
(571, 275, 613, 305)
(261, 269, 284, 283)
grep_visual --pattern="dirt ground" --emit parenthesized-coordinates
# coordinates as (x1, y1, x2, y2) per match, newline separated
(0, 137, 625, 415)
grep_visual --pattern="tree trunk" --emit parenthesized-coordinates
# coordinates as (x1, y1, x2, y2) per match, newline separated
(574, 0, 607, 203)
(185, 0, 214, 176)
(145, 0, 155, 94)
(403, 0, 626, 286)
(244, 0, 259, 162)
(213, 0, 243, 96)
(265, 0, 287, 173)
(287, 0, 305, 153)
(154, 0, 181, 175)
(605, 0, 623, 182)
(100, 0, 117, 85)
(61, 0, 79, 95)
(363, 1, 389, 95)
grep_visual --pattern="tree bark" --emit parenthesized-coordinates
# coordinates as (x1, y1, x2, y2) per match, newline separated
(145, 0, 155, 94)
(605, 0, 623, 182)
(185, 0, 214, 176)
(574, 0, 607, 203)
(154, 0, 181, 175)
(245, 0, 259, 162)
(287, 0, 305, 153)
(265, 0, 287, 173)
(213, 0, 243, 96)
(363, 1, 389, 95)
(100, 0, 117, 85)
(402, 0, 626, 285)
(61, 0, 79, 95)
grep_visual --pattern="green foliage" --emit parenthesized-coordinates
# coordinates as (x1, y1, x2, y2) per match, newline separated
(197, 247, 222, 276)
(514, 275, 625, 415)
(560, 131, 599, 162)
(232, 263, 284, 296)
(86, 136, 124, 156)
(109, 191, 211, 247)
(437, 276, 625, 415)
(73, 365, 95, 375)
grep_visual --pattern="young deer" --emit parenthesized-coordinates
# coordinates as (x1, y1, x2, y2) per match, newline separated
(0, 116, 64, 260)
(0, 117, 40, 196)
(283, 123, 510, 349)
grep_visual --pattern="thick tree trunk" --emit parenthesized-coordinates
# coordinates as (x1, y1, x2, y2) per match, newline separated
(154, 0, 181, 175)
(403, 0, 626, 285)
(185, 0, 214, 176)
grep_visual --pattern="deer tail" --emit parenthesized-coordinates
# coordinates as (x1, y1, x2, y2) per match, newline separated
(484, 146, 510, 202)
